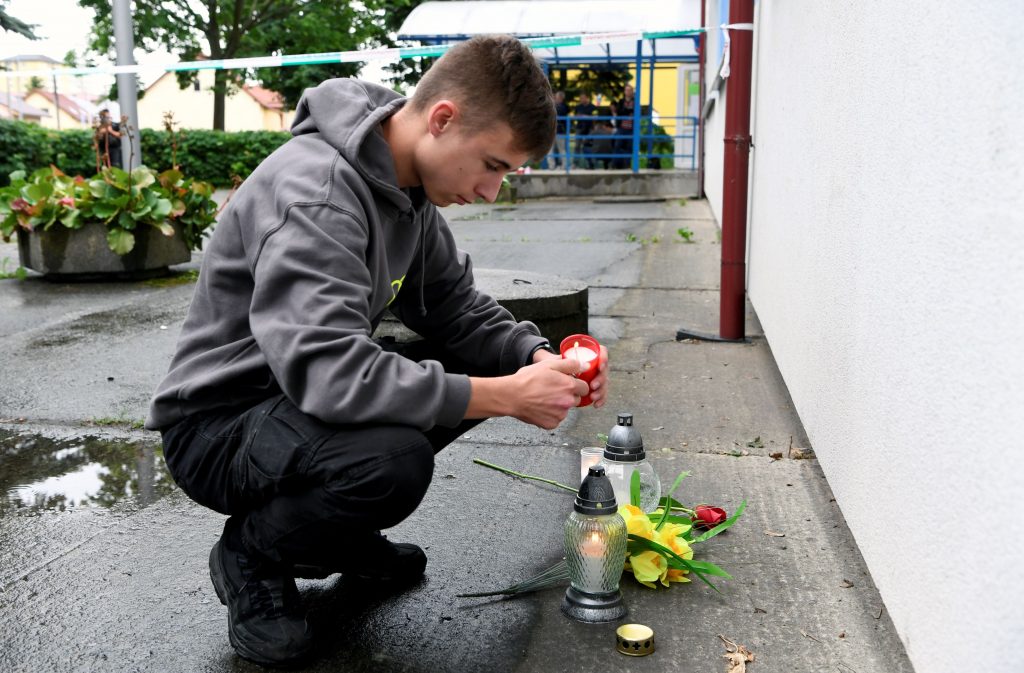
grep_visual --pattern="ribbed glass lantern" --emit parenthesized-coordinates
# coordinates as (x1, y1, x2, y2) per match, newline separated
(561, 465, 628, 623)
(603, 413, 661, 512)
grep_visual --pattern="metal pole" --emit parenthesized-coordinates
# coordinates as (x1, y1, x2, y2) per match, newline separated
(632, 40, 642, 172)
(4, 63, 11, 121)
(647, 40, 655, 166)
(13, 57, 20, 120)
(112, 0, 141, 168)
(52, 74, 61, 130)
(718, 0, 755, 340)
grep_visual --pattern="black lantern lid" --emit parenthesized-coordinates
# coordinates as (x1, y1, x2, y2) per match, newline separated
(574, 466, 618, 515)
(604, 413, 645, 463)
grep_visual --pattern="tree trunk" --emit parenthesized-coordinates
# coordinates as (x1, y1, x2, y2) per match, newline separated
(213, 68, 226, 131)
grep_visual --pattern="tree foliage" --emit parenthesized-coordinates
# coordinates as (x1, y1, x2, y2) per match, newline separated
(77, 0, 421, 129)
(0, 0, 38, 40)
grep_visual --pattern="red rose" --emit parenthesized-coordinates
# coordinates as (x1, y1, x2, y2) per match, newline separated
(693, 505, 728, 531)
(59, 196, 75, 207)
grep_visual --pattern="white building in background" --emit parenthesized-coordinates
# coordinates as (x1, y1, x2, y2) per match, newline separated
(0, 93, 48, 123)
(137, 69, 294, 131)
(23, 89, 97, 129)
(700, 2, 1023, 673)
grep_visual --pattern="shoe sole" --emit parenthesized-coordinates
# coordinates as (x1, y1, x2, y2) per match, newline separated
(209, 542, 312, 669)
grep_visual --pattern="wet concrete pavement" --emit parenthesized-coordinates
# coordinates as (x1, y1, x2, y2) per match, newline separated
(0, 198, 914, 672)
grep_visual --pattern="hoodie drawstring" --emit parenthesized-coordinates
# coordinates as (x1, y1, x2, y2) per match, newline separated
(416, 212, 428, 318)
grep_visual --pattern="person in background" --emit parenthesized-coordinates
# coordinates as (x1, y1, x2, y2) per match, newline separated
(95, 109, 122, 169)
(610, 83, 635, 169)
(549, 90, 569, 168)
(590, 119, 617, 169)
(573, 91, 597, 169)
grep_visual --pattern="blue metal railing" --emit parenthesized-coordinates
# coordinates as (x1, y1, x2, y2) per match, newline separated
(543, 114, 698, 173)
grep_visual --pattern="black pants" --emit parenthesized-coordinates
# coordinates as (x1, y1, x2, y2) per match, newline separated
(160, 340, 484, 567)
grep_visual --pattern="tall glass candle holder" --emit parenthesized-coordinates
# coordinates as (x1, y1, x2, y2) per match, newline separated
(603, 413, 661, 512)
(562, 465, 628, 623)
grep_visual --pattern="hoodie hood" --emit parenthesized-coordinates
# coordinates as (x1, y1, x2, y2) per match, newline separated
(291, 78, 409, 211)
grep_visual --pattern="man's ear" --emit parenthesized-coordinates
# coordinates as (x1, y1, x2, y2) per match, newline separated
(427, 99, 460, 137)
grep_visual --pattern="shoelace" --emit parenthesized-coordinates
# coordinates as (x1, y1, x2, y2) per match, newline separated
(239, 556, 301, 619)
(243, 576, 300, 619)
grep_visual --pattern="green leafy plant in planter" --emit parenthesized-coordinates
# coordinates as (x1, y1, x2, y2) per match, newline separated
(0, 164, 216, 255)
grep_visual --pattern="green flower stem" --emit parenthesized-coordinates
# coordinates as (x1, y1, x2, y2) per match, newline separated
(458, 559, 569, 598)
(472, 458, 578, 494)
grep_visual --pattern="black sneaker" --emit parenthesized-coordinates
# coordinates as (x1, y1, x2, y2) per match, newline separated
(209, 522, 314, 667)
(291, 532, 427, 583)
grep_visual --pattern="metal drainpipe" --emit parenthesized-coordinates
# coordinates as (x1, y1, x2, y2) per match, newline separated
(719, 0, 754, 340)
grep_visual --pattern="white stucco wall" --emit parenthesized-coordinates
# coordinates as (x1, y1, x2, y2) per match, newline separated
(137, 70, 294, 131)
(709, 2, 1024, 671)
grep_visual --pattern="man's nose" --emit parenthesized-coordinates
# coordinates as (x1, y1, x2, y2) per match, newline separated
(475, 174, 504, 203)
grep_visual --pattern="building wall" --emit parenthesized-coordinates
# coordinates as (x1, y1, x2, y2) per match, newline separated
(700, 1, 1024, 671)
(22, 92, 90, 130)
(1, 59, 91, 102)
(137, 70, 290, 131)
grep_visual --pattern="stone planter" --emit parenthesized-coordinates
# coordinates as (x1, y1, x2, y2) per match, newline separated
(17, 221, 191, 281)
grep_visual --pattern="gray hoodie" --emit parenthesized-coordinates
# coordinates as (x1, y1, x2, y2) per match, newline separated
(146, 79, 547, 431)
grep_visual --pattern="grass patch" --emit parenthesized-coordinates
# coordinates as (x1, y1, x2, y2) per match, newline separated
(0, 257, 27, 280)
(143, 269, 200, 287)
(87, 417, 146, 430)
(676, 227, 695, 243)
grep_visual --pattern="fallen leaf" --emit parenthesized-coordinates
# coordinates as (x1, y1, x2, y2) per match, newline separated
(746, 436, 764, 448)
(839, 631, 846, 639)
(753, 607, 767, 614)
(718, 635, 755, 673)
(840, 579, 854, 588)
(764, 530, 786, 537)
(769, 451, 783, 460)
(789, 447, 816, 459)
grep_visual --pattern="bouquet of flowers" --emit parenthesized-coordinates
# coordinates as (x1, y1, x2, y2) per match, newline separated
(617, 470, 745, 590)
(460, 461, 746, 596)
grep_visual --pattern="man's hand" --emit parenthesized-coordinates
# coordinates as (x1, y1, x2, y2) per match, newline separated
(466, 357, 588, 430)
(507, 357, 589, 429)
(533, 344, 610, 409)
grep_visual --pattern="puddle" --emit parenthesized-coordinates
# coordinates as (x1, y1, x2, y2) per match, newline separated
(0, 428, 177, 515)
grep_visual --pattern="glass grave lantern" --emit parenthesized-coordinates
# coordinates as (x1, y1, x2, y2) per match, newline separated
(603, 413, 661, 512)
(561, 465, 628, 623)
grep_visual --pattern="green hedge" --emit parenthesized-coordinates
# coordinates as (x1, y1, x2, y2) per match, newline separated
(0, 119, 290, 187)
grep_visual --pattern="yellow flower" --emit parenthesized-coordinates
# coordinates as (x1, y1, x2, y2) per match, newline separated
(653, 523, 694, 586)
(628, 550, 667, 589)
(662, 568, 691, 585)
(656, 523, 693, 556)
(618, 504, 654, 541)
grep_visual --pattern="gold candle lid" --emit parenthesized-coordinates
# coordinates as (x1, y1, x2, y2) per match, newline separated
(616, 623, 655, 656)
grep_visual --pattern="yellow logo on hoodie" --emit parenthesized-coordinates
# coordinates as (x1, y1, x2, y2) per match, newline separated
(387, 275, 406, 306)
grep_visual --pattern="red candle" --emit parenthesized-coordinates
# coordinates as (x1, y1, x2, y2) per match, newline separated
(559, 334, 602, 407)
